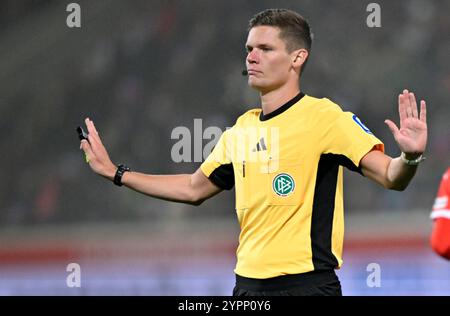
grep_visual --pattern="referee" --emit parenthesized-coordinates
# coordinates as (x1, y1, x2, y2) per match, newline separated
(80, 9, 428, 296)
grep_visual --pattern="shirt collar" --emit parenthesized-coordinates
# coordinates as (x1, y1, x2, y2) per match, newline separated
(259, 92, 305, 121)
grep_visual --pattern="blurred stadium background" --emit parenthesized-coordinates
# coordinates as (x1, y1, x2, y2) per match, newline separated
(0, 0, 449, 295)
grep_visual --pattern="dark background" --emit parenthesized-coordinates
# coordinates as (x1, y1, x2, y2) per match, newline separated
(0, 0, 448, 295)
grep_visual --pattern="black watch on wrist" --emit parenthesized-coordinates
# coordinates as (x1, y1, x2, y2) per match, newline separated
(114, 164, 131, 186)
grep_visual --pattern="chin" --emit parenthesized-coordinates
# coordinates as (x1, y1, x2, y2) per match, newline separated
(248, 79, 266, 91)
(249, 82, 274, 94)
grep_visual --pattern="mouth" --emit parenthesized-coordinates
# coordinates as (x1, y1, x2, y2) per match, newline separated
(247, 69, 262, 76)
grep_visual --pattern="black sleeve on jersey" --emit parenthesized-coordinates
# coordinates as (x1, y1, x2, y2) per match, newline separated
(209, 163, 235, 190)
(335, 154, 363, 175)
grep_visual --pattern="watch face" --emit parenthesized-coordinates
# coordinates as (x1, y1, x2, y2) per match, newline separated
(118, 164, 130, 172)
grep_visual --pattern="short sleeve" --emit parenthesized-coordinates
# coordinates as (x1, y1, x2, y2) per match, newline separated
(324, 111, 384, 171)
(200, 129, 235, 190)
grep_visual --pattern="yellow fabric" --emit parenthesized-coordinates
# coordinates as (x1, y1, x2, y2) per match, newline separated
(201, 95, 384, 278)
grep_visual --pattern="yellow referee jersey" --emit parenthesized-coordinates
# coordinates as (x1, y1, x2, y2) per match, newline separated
(200, 93, 384, 279)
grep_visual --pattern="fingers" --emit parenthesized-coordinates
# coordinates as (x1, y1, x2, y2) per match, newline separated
(87, 132, 100, 149)
(84, 117, 103, 146)
(403, 89, 413, 118)
(85, 118, 97, 137)
(91, 121, 104, 146)
(80, 139, 94, 163)
(398, 93, 407, 122)
(384, 119, 399, 137)
(87, 118, 100, 136)
(420, 100, 427, 123)
(81, 118, 111, 168)
(409, 91, 418, 118)
(400, 89, 422, 120)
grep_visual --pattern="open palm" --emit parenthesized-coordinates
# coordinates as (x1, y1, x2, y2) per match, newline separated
(384, 89, 427, 155)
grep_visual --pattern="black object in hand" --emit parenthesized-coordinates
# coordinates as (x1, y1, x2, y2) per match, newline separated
(76, 126, 89, 142)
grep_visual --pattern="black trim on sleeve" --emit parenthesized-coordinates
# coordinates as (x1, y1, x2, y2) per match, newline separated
(209, 164, 235, 190)
(334, 154, 362, 174)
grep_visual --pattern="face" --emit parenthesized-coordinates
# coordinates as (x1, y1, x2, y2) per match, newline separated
(245, 26, 299, 93)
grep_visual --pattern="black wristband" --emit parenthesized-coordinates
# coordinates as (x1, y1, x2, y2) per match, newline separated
(114, 164, 131, 186)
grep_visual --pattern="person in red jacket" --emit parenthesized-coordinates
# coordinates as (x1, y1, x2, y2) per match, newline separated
(430, 167, 450, 260)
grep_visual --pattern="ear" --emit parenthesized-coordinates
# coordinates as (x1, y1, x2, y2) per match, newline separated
(292, 49, 309, 69)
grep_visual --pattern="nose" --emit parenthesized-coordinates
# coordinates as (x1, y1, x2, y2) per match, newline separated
(247, 49, 259, 64)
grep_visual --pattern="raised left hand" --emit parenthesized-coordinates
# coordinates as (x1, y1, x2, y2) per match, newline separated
(384, 89, 427, 158)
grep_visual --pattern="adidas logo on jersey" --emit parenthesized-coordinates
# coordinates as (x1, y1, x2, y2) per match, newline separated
(252, 137, 267, 152)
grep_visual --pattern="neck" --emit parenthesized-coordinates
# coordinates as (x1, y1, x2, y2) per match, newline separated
(260, 82, 301, 115)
